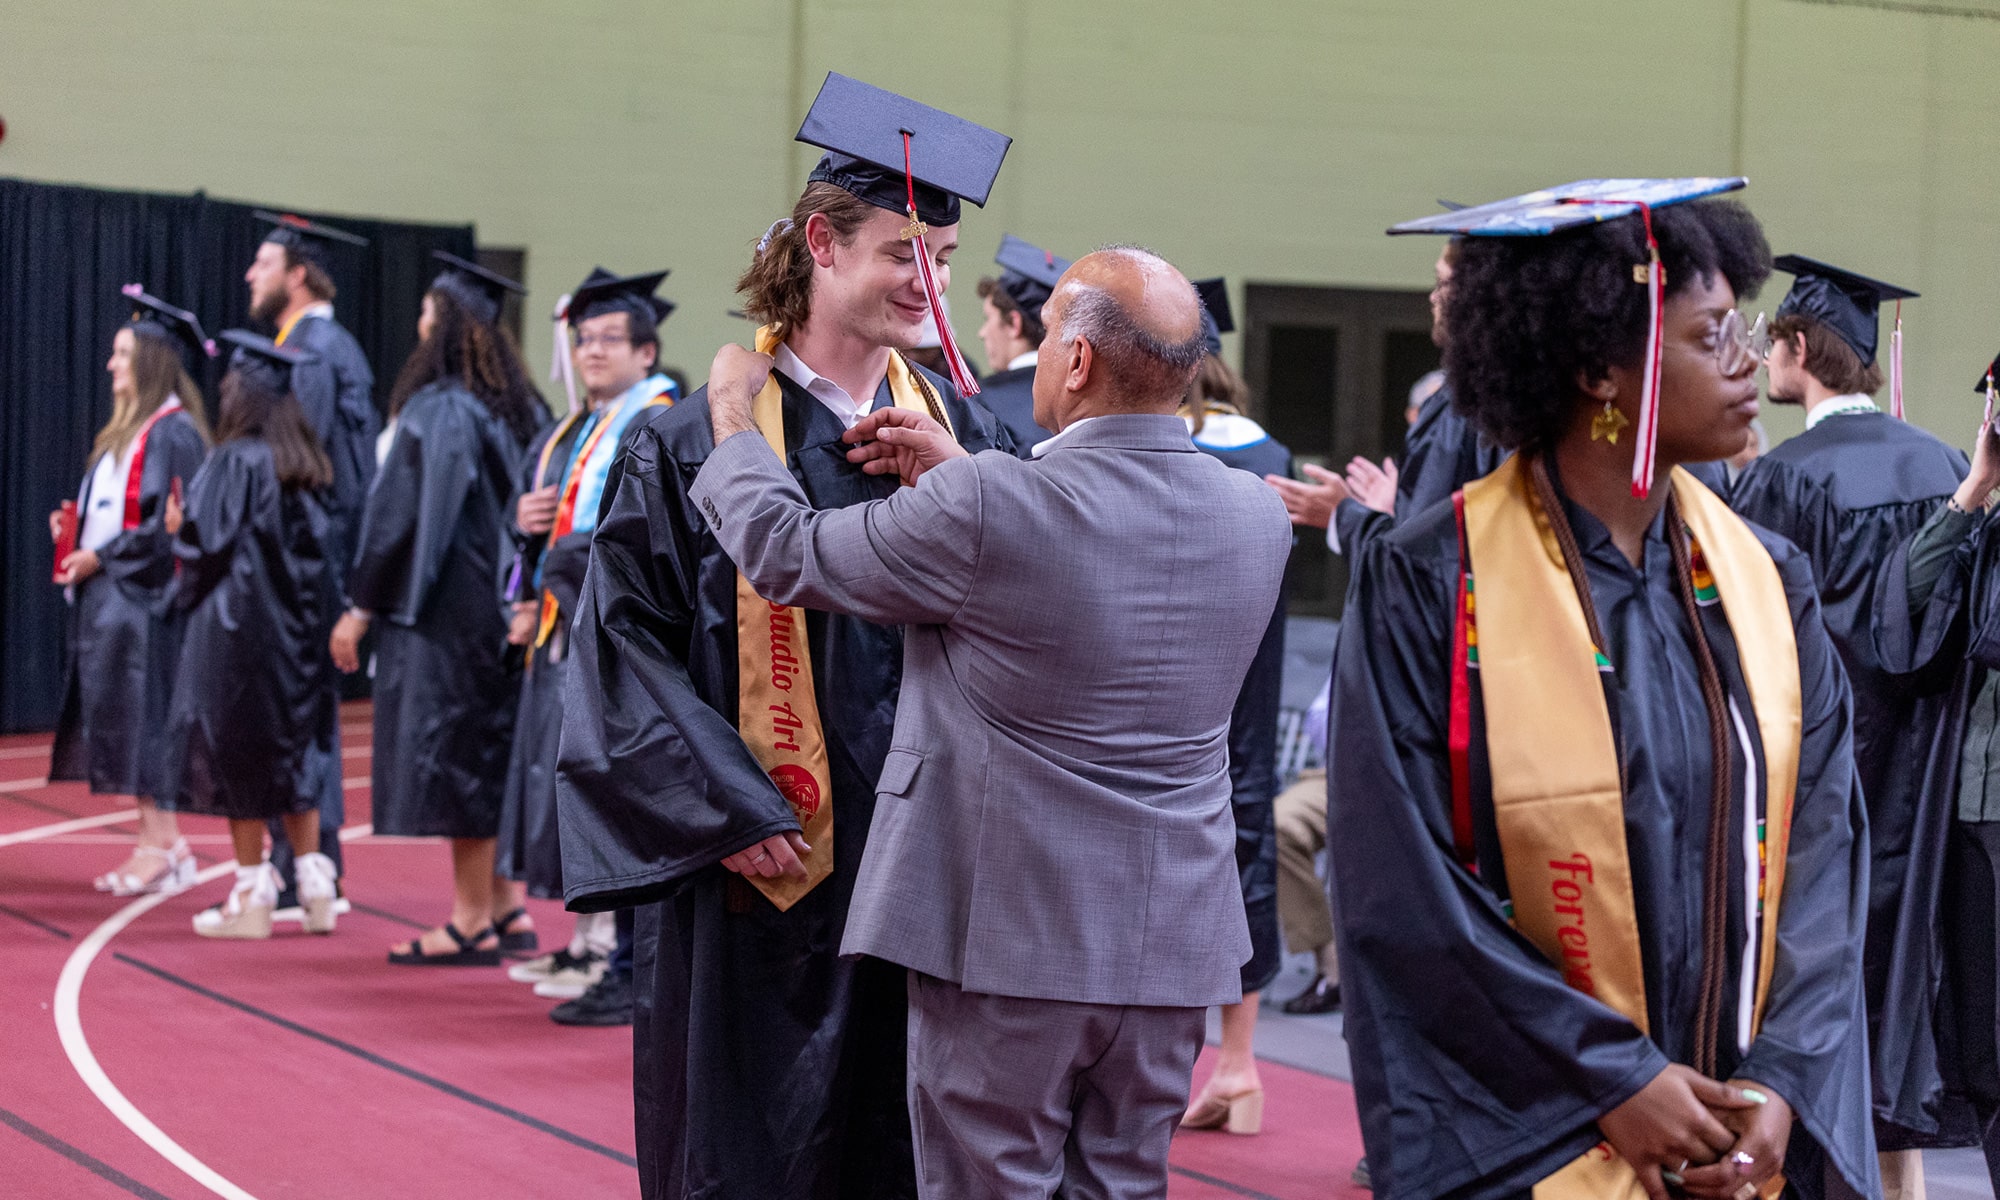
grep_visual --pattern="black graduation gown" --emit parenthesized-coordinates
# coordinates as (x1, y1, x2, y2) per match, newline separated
(1397, 381, 1508, 521)
(49, 410, 207, 799)
(156, 441, 339, 820)
(556, 368, 1007, 1200)
(348, 380, 527, 839)
(1328, 480, 1876, 1200)
(1194, 426, 1292, 994)
(286, 314, 379, 585)
(974, 364, 1049, 455)
(1730, 410, 1972, 1149)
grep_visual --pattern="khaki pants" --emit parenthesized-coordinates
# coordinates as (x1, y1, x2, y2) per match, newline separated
(1274, 770, 1337, 983)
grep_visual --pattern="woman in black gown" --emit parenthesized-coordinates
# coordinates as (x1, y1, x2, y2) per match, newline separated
(49, 288, 211, 896)
(157, 331, 342, 938)
(332, 258, 545, 965)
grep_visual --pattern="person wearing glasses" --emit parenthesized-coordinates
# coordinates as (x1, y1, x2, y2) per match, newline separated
(1328, 181, 1876, 1199)
(1731, 259, 1976, 1196)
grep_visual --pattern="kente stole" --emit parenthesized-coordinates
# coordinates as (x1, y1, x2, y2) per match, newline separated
(734, 325, 954, 910)
(1455, 456, 1799, 1199)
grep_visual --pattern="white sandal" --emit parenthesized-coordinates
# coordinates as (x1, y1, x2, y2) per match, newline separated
(192, 862, 280, 940)
(295, 852, 339, 935)
(94, 839, 197, 898)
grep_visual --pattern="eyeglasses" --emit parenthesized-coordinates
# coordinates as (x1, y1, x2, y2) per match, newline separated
(573, 333, 631, 351)
(1715, 309, 1769, 375)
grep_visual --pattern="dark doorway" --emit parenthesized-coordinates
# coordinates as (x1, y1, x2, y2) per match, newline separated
(1242, 284, 1438, 618)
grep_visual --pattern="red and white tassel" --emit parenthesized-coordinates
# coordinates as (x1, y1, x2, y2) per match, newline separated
(1889, 300, 1905, 421)
(1630, 209, 1665, 499)
(899, 131, 980, 396)
(1984, 370, 1994, 427)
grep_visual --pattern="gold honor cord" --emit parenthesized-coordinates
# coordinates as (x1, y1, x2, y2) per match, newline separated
(1460, 458, 1798, 1200)
(732, 326, 954, 910)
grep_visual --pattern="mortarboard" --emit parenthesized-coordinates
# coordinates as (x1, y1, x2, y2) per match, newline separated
(565, 267, 675, 328)
(1192, 277, 1234, 358)
(792, 72, 1012, 396)
(1389, 177, 1749, 499)
(120, 283, 215, 366)
(1772, 254, 1918, 417)
(218, 328, 308, 392)
(430, 250, 525, 326)
(991, 234, 1072, 320)
(1978, 354, 2000, 396)
(254, 210, 368, 273)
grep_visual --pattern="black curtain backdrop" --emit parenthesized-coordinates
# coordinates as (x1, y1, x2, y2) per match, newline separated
(0, 177, 476, 733)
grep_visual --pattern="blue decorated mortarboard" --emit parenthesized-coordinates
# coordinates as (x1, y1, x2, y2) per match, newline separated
(796, 72, 1011, 229)
(218, 328, 308, 391)
(1193, 277, 1234, 358)
(565, 267, 675, 328)
(255, 210, 368, 272)
(992, 234, 1071, 318)
(1771, 255, 1915, 370)
(120, 283, 215, 366)
(1388, 177, 1747, 238)
(430, 251, 525, 326)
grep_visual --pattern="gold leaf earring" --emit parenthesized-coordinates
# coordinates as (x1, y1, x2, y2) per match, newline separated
(1591, 399, 1630, 445)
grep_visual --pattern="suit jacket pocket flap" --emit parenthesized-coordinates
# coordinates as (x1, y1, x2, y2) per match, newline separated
(877, 748, 924, 797)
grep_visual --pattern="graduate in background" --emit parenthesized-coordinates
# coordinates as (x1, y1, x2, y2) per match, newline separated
(1178, 273, 1291, 1138)
(244, 212, 375, 915)
(555, 74, 1010, 1199)
(1331, 181, 1876, 1199)
(157, 331, 341, 938)
(1728, 257, 1970, 1193)
(49, 288, 212, 897)
(333, 252, 545, 966)
(500, 267, 677, 1012)
(974, 233, 1069, 451)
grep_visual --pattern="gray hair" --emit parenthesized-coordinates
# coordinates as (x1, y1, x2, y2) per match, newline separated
(1049, 247, 1207, 404)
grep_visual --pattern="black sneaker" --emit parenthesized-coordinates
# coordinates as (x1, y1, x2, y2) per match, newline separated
(550, 970, 633, 1027)
(1279, 974, 1341, 1015)
(1351, 1157, 1371, 1190)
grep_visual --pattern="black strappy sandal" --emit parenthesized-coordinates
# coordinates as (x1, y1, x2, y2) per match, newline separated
(492, 907, 538, 953)
(387, 923, 501, 967)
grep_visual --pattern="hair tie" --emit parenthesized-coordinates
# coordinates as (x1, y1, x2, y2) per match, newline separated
(757, 218, 795, 256)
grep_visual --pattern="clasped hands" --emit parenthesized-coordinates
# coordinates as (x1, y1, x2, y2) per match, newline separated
(1599, 1064, 1790, 1200)
(706, 344, 967, 486)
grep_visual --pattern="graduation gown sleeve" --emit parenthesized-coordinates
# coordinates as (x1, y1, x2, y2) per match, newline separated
(171, 444, 257, 609)
(96, 414, 206, 592)
(347, 385, 479, 625)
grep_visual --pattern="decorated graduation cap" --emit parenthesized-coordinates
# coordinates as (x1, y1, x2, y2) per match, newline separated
(254, 210, 368, 273)
(217, 328, 307, 393)
(794, 72, 1011, 395)
(1389, 176, 1748, 499)
(1978, 353, 2000, 424)
(1772, 254, 1918, 419)
(430, 250, 525, 326)
(1193, 278, 1234, 359)
(120, 283, 215, 367)
(992, 234, 1072, 320)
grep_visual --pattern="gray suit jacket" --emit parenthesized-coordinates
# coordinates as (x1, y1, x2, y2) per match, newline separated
(689, 412, 1291, 1006)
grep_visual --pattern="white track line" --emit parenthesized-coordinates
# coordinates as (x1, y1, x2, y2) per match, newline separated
(1, 776, 51, 791)
(0, 809, 137, 848)
(0, 745, 52, 761)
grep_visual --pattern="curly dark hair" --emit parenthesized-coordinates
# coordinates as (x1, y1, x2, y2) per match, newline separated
(390, 287, 547, 446)
(1442, 199, 1772, 455)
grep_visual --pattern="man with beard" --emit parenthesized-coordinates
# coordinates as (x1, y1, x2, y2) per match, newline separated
(1730, 256, 1969, 1197)
(241, 211, 375, 916)
(555, 74, 1011, 1198)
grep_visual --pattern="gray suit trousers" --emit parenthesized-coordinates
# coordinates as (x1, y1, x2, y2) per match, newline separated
(906, 970, 1205, 1200)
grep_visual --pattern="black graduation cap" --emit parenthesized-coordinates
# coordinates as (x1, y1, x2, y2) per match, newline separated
(254, 210, 368, 272)
(1193, 277, 1234, 358)
(120, 283, 215, 366)
(1771, 254, 1918, 368)
(796, 72, 1011, 227)
(218, 328, 308, 392)
(565, 267, 675, 328)
(429, 250, 525, 326)
(1977, 354, 2000, 395)
(991, 234, 1071, 317)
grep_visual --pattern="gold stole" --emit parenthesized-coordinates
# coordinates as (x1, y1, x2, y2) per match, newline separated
(1459, 457, 1799, 1199)
(733, 326, 955, 911)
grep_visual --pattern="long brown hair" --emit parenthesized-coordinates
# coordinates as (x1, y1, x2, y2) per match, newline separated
(735, 183, 879, 341)
(1180, 353, 1252, 436)
(93, 328, 211, 465)
(213, 368, 333, 491)
(389, 288, 546, 445)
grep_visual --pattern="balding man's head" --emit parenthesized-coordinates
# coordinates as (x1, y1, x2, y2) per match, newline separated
(1032, 246, 1208, 429)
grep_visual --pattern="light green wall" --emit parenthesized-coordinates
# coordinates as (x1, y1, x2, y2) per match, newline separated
(5, 0, 1998, 443)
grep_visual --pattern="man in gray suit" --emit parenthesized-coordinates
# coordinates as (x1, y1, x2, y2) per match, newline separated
(690, 246, 1291, 1200)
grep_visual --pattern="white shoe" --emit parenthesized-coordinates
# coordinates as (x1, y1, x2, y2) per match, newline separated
(533, 954, 608, 1000)
(273, 897, 352, 923)
(95, 839, 197, 898)
(295, 852, 339, 935)
(193, 863, 280, 940)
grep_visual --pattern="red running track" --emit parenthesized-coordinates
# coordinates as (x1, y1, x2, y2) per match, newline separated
(0, 702, 1367, 1199)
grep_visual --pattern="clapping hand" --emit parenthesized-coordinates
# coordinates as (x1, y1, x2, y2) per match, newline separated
(1956, 420, 2000, 512)
(516, 485, 559, 535)
(1264, 464, 1350, 529)
(1346, 456, 1399, 516)
(843, 408, 969, 486)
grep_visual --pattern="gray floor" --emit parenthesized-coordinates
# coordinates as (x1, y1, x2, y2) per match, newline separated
(1212, 951, 1997, 1197)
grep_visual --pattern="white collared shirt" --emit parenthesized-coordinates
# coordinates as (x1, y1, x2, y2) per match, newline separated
(774, 343, 879, 430)
(1006, 350, 1039, 372)
(1805, 392, 1878, 431)
(1031, 416, 1102, 459)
